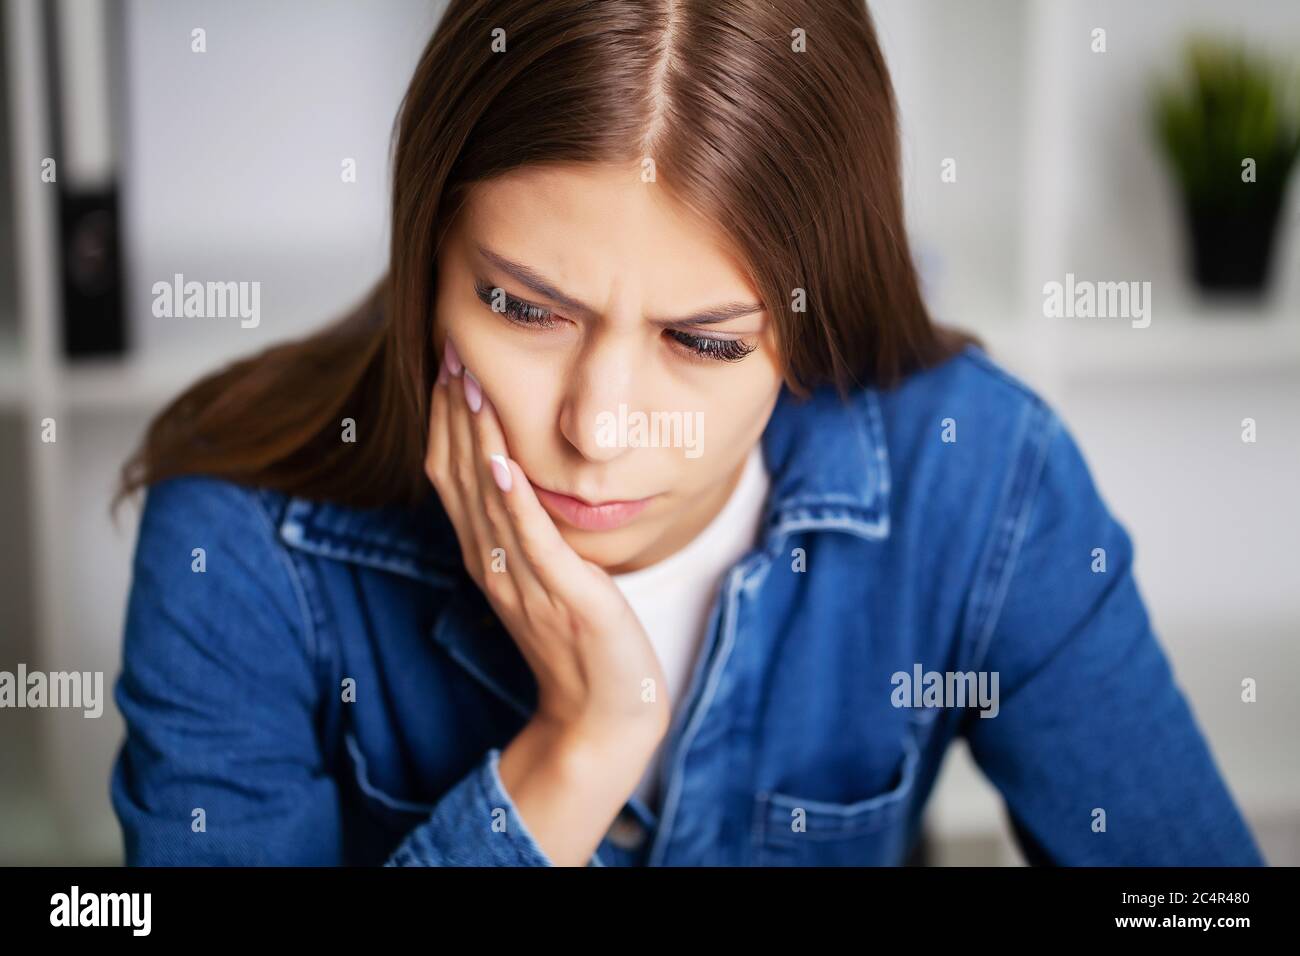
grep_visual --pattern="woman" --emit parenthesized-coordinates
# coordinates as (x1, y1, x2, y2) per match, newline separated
(109, 0, 1264, 866)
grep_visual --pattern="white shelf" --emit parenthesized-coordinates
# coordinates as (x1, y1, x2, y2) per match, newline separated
(0, 346, 27, 407)
(972, 307, 1300, 391)
(56, 349, 232, 411)
(0, 308, 1294, 416)
(1053, 308, 1300, 381)
(0, 345, 270, 412)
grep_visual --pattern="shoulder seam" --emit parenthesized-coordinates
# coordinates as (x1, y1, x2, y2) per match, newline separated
(951, 344, 1043, 406)
(244, 484, 321, 676)
(965, 400, 1062, 676)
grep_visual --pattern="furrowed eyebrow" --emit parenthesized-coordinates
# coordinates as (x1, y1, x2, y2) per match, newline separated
(476, 244, 763, 328)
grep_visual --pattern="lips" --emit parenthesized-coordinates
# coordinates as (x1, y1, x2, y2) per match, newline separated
(533, 485, 655, 531)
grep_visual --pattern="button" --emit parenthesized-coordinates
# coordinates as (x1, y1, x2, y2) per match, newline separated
(606, 807, 648, 850)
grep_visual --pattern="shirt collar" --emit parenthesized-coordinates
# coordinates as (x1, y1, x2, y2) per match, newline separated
(758, 380, 891, 542)
(276, 380, 891, 583)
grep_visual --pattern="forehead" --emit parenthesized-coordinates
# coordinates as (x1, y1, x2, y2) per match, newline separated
(456, 163, 757, 307)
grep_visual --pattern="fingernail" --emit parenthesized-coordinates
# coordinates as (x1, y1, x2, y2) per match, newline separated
(463, 369, 483, 412)
(444, 338, 463, 377)
(436, 358, 449, 386)
(489, 454, 512, 492)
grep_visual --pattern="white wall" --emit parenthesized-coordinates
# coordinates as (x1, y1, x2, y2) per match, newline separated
(121, 0, 442, 359)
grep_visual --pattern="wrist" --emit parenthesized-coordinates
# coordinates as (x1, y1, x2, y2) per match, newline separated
(534, 711, 665, 783)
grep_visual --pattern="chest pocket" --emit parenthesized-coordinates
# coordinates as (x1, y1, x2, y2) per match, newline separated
(750, 726, 921, 866)
(342, 731, 438, 833)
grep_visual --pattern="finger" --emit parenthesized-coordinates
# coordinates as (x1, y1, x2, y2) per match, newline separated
(427, 349, 481, 580)
(426, 347, 452, 484)
(446, 346, 514, 595)
(493, 453, 601, 601)
(466, 384, 549, 602)
(455, 361, 597, 601)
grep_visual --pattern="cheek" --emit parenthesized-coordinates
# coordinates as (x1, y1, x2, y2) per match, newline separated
(483, 383, 538, 448)
(458, 345, 559, 454)
(648, 386, 763, 494)
(706, 372, 781, 446)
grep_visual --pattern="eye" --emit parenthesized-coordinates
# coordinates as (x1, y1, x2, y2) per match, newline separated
(474, 278, 565, 329)
(473, 277, 755, 364)
(665, 329, 757, 364)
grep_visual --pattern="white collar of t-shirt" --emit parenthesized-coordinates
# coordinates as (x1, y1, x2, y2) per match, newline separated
(609, 443, 771, 813)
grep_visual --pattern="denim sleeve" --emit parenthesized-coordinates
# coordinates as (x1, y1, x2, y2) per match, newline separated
(961, 408, 1266, 865)
(110, 477, 347, 864)
(384, 747, 556, 866)
(111, 477, 559, 866)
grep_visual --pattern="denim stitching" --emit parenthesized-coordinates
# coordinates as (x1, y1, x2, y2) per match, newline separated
(249, 488, 321, 679)
(482, 748, 553, 866)
(344, 732, 437, 815)
(969, 403, 1059, 676)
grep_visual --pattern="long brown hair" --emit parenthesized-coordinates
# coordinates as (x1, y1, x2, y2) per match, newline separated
(118, 0, 974, 511)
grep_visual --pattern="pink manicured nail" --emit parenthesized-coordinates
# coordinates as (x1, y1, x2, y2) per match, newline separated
(444, 338, 463, 377)
(489, 454, 512, 492)
(463, 369, 483, 412)
(436, 358, 449, 386)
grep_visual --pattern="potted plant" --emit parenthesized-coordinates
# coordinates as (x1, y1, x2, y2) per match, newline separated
(1152, 38, 1300, 295)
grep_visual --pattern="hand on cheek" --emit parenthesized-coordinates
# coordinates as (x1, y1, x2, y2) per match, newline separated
(423, 335, 671, 745)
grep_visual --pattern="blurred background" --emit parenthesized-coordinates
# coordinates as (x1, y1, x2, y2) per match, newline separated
(1, 0, 1297, 865)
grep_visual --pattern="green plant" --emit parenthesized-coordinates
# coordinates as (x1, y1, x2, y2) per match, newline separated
(1152, 37, 1300, 209)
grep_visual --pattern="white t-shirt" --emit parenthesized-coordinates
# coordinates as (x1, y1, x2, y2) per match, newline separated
(610, 443, 771, 814)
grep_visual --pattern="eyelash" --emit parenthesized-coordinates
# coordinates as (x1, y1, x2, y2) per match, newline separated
(473, 278, 756, 364)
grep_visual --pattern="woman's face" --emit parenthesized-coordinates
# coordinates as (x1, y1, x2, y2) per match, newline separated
(433, 161, 784, 574)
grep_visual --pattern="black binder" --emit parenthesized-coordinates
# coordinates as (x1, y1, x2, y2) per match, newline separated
(43, 0, 127, 358)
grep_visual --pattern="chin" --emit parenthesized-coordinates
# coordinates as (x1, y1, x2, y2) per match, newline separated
(556, 527, 646, 572)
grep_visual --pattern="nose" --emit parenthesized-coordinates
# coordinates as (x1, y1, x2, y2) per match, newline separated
(558, 330, 640, 465)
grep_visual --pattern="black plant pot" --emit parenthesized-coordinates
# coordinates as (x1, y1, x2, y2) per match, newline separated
(1183, 196, 1285, 294)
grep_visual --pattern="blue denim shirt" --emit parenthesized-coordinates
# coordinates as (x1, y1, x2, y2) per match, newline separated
(109, 344, 1265, 866)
